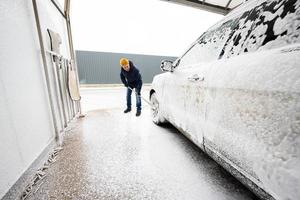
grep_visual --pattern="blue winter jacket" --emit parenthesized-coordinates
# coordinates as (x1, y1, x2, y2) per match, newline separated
(120, 61, 142, 87)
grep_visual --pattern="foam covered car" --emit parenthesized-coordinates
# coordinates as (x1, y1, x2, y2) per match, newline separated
(150, 0, 300, 199)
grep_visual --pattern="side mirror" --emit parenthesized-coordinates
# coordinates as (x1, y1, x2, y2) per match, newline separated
(160, 60, 174, 72)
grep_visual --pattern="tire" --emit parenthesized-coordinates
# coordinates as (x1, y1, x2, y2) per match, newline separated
(150, 93, 165, 125)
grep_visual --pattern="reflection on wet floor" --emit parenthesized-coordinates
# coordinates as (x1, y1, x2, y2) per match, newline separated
(26, 88, 258, 200)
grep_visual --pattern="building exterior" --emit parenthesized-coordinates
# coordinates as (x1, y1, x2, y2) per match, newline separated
(76, 51, 177, 84)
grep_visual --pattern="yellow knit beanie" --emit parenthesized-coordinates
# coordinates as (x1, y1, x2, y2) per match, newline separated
(120, 58, 129, 66)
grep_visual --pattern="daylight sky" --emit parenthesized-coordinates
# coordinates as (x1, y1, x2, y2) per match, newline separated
(71, 0, 222, 57)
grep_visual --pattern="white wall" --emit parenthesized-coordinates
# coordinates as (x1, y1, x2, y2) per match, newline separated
(0, 0, 75, 198)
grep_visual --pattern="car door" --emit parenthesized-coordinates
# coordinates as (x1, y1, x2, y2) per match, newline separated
(178, 62, 210, 149)
(161, 13, 241, 148)
(168, 50, 221, 148)
(158, 39, 212, 147)
(160, 57, 196, 140)
(179, 15, 245, 150)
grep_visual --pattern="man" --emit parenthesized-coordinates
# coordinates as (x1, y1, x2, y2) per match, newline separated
(119, 58, 143, 116)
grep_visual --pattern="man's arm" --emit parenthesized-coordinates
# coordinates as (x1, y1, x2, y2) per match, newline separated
(120, 73, 128, 86)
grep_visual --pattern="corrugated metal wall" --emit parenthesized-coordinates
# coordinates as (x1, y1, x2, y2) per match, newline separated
(76, 50, 177, 84)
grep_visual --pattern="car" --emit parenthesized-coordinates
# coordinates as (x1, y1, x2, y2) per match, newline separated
(149, 0, 300, 199)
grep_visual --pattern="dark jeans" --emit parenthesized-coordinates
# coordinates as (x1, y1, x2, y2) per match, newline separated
(127, 82, 142, 111)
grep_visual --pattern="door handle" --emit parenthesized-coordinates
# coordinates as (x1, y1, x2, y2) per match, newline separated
(188, 74, 204, 82)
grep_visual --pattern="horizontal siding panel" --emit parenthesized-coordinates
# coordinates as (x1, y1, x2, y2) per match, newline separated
(76, 51, 176, 84)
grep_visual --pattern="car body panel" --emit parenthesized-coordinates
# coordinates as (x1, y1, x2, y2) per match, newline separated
(205, 45, 300, 199)
(156, 63, 213, 149)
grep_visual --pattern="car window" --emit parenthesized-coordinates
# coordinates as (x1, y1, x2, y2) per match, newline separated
(177, 43, 201, 68)
(177, 16, 240, 68)
(220, 0, 300, 59)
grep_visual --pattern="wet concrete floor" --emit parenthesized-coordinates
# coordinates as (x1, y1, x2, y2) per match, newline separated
(27, 87, 259, 200)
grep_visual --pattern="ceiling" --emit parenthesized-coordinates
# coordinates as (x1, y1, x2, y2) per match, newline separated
(161, 0, 245, 15)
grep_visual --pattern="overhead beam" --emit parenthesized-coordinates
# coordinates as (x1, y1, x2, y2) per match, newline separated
(225, 0, 233, 9)
(161, 0, 231, 15)
(51, 0, 66, 18)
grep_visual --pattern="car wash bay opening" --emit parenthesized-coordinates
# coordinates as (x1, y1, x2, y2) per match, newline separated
(1, 0, 285, 200)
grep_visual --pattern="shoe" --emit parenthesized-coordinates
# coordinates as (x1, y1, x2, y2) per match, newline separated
(124, 108, 131, 113)
(136, 110, 141, 117)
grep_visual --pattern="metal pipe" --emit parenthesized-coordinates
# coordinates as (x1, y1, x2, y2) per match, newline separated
(65, 0, 83, 116)
(161, 0, 230, 15)
(32, 0, 61, 140)
(53, 57, 68, 127)
(49, 57, 66, 131)
(225, 0, 233, 9)
(62, 60, 72, 122)
(47, 50, 72, 122)
(50, 0, 66, 18)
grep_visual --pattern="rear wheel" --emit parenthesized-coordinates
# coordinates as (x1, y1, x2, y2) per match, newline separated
(150, 93, 165, 124)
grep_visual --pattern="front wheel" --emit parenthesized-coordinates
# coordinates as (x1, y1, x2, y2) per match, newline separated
(150, 93, 165, 125)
